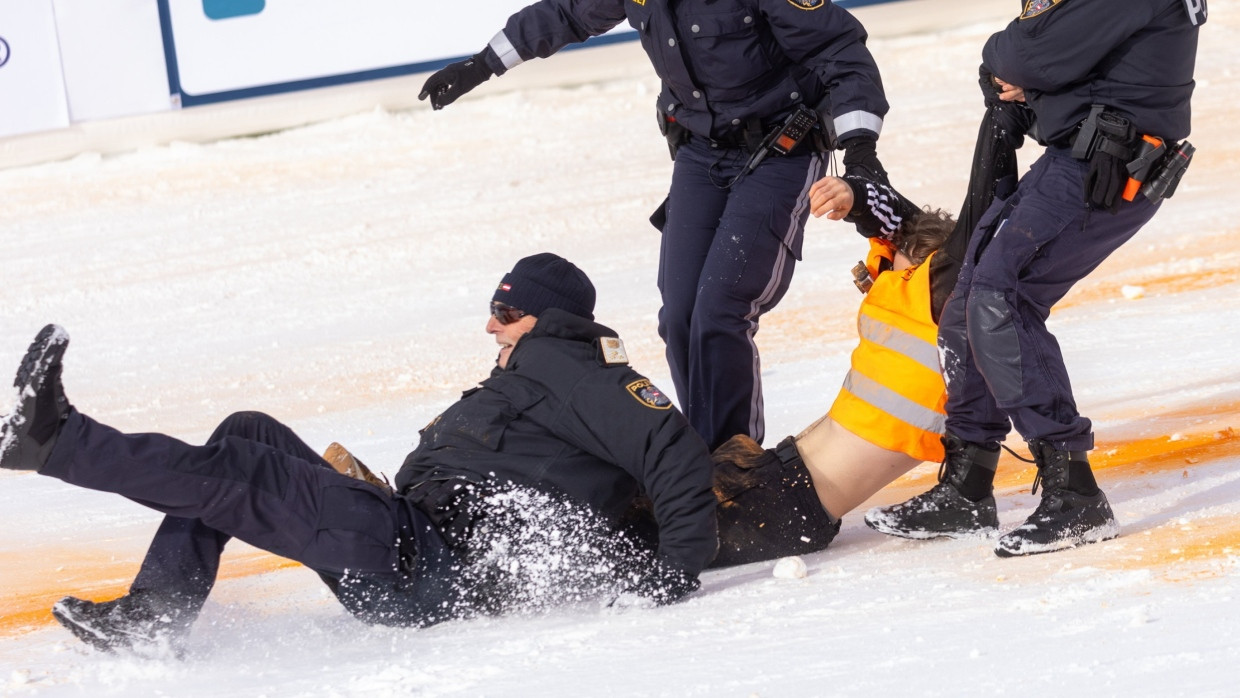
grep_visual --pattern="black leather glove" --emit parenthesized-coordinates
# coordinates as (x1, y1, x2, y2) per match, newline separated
(625, 556, 700, 606)
(841, 135, 889, 186)
(1084, 150, 1128, 214)
(418, 50, 495, 110)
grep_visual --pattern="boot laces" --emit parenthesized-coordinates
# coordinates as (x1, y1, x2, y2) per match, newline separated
(1000, 444, 1040, 494)
(936, 438, 968, 484)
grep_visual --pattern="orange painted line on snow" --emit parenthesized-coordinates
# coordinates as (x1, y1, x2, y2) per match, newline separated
(985, 424, 1240, 489)
(872, 417, 1240, 579)
(4, 416, 1237, 638)
(1100, 515, 1240, 579)
(1056, 268, 1239, 310)
(0, 551, 299, 637)
(886, 414, 1240, 492)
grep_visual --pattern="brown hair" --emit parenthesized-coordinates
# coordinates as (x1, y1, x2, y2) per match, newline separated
(895, 207, 955, 266)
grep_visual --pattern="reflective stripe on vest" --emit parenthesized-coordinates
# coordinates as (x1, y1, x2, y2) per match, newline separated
(829, 243, 946, 462)
(857, 314, 940, 375)
(839, 369, 945, 436)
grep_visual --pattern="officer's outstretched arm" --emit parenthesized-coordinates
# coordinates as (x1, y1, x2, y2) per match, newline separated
(418, 47, 499, 110)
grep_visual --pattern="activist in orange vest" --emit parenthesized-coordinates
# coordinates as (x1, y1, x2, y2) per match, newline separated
(793, 179, 953, 521)
(708, 96, 1033, 567)
(708, 175, 955, 568)
(829, 235, 947, 463)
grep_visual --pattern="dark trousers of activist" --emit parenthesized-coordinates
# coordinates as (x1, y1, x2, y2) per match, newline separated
(657, 136, 825, 450)
(939, 147, 1161, 450)
(38, 410, 462, 627)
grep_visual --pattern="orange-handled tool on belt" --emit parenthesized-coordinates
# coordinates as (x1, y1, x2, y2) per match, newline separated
(1123, 135, 1166, 201)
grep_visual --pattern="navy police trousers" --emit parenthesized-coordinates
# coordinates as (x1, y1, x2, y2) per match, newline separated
(40, 410, 462, 627)
(657, 137, 825, 450)
(940, 148, 1160, 451)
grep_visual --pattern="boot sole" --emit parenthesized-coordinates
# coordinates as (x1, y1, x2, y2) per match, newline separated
(993, 521, 1121, 558)
(863, 510, 998, 540)
(52, 598, 187, 658)
(51, 599, 122, 653)
(1, 325, 70, 468)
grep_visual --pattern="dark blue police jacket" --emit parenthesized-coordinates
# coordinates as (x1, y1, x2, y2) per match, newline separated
(394, 309, 719, 576)
(486, 0, 888, 142)
(983, 0, 1203, 145)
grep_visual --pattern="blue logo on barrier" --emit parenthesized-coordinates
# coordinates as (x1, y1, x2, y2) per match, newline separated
(203, 0, 265, 20)
(0, 37, 10, 69)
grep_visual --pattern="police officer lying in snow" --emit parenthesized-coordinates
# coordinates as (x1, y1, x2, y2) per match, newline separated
(867, 0, 1204, 557)
(695, 89, 1033, 568)
(0, 253, 718, 655)
(417, 0, 891, 454)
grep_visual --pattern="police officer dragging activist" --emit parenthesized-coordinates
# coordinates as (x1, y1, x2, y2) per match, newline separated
(0, 253, 718, 654)
(417, 0, 891, 451)
(696, 69, 1035, 567)
(866, 0, 1205, 556)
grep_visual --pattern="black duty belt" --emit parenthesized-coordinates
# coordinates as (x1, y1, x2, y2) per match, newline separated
(695, 131, 818, 156)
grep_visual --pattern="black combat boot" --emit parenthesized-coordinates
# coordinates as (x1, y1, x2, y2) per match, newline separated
(864, 433, 1000, 539)
(993, 440, 1119, 557)
(709, 435, 840, 568)
(52, 591, 192, 656)
(0, 325, 72, 471)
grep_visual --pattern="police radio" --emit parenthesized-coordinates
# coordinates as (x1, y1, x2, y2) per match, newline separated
(745, 105, 819, 173)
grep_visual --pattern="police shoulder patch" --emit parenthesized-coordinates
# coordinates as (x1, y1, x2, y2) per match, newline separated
(626, 378, 672, 410)
(787, 0, 825, 10)
(1020, 0, 1067, 20)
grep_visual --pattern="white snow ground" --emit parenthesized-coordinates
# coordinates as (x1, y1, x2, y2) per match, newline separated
(3, 3, 1240, 696)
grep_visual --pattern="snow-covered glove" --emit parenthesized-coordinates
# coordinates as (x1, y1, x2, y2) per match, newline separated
(418, 50, 495, 110)
(624, 556, 700, 607)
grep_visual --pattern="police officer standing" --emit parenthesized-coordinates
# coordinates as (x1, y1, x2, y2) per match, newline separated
(866, 0, 1205, 556)
(417, 0, 891, 450)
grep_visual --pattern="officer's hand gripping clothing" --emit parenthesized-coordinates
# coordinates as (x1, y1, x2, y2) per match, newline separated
(977, 65, 1004, 107)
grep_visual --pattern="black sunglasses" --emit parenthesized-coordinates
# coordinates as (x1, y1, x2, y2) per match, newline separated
(490, 303, 528, 325)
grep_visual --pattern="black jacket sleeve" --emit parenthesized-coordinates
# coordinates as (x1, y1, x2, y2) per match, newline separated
(761, 0, 889, 140)
(551, 370, 719, 575)
(927, 99, 1034, 322)
(983, 1, 1163, 94)
(491, 0, 628, 71)
(982, 0, 1198, 144)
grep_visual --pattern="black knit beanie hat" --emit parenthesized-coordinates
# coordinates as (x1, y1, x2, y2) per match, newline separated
(492, 253, 596, 321)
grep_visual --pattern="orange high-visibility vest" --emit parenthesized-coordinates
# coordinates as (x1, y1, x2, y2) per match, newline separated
(828, 239, 947, 462)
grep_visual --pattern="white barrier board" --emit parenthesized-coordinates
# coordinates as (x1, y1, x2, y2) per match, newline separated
(166, 0, 565, 103)
(53, 0, 172, 122)
(0, 1, 70, 138)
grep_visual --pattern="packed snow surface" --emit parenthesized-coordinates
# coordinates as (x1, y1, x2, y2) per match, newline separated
(3, 3, 1239, 696)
